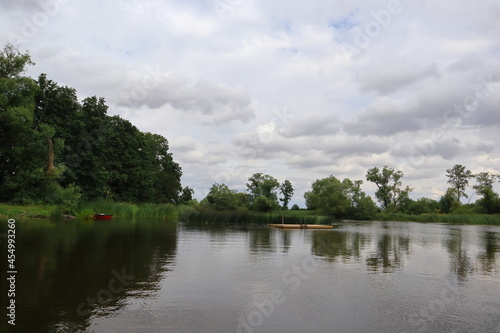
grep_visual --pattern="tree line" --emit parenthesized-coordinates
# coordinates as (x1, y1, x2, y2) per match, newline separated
(0, 44, 188, 209)
(200, 164, 500, 219)
(2, 44, 498, 218)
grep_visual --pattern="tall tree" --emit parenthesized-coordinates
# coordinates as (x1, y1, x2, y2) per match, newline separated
(473, 172, 499, 197)
(366, 166, 412, 210)
(0, 45, 37, 195)
(178, 186, 194, 204)
(246, 173, 280, 202)
(346, 179, 378, 219)
(143, 132, 182, 203)
(204, 183, 242, 210)
(473, 171, 500, 214)
(279, 179, 294, 209)
(0, 45, 81, 208)
(304, 176, 352, 217)
(446, 164, 473, 202)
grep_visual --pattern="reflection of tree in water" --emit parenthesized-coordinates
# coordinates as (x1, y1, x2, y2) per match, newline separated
(280, 230, 292, 253)
(365, 232, 410, 273)
(2, 218, 178, 333)
(310, 231, 372, 263)
(477, 231, 499, 274)
(310, 227, 410, 273)
(248, 227, 276, 253)
(444, 228, 474, 279)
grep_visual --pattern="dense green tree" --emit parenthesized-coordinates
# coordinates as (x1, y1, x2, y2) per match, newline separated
(345, 179, 378, 219)
(0, 45, 83, 208)
(475, 188, 500, 214)
(366, 166, 412, 211)
(252, 195, 280, 212)
(246, 173, 280, 207)
(0, 45, 38, 202)
(204, 183, 244, 210)
(1, 44, 184, 206)
(473, 172, 499, 197)
(407, 197, 439, 215)
(446, 164, 473, 202)
(290, 204, 301, 211)
(472, 172, 500, 213)
(0, 44, 34, 77)
(279, 179, 294, 209)
(142, 132, 182, 203)
(178, 187, 194, 204)
(304, 176, 371, 218)
(439, 188, 460, 214)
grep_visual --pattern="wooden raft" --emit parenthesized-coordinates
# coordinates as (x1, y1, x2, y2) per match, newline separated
(268, 224, 333, 229)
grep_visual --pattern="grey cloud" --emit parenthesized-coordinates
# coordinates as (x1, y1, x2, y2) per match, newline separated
(467, 101, 500, 127)
(0, 0, 41, 12)
(322, 135, 389, 156)
(344, 108, 423, 136)
(119, 77, 255, 124)
(357, 63, 441, 95)
(282, 116, 342, 138)
(394, 133, 494, 164)
(447, 54, 492, 73)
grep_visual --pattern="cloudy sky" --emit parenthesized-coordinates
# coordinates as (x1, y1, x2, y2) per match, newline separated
(2, 0, 499, 206)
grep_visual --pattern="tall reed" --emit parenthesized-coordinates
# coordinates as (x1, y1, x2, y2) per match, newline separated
(181, 209, 329, 225)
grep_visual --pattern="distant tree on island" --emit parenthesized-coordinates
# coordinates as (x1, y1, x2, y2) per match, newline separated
(366, 166, 413, 212)
(202, 183, 247, 210)
(246, 173, 281, 211)
(446, 164, 473, 202)
(473, 172, 500, 214)
(279, 179, 294, 210)
(304, 175, 377, 219)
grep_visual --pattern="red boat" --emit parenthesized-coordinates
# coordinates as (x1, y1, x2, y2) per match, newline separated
(94, 213, 113, 220)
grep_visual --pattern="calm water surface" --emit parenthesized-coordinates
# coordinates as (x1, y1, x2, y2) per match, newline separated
(1, 219, 499, 333)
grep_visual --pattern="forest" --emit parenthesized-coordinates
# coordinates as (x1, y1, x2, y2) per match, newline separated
(1, 44, 499, 222)
(0, 44, 187, 210)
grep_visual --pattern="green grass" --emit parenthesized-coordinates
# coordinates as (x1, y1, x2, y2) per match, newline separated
(180, 209, 331, 225)
(374, 212, 500, 225)
(0, 203, 59, 219)
(135, 203, 178, 218)
(2, 201, 499, 225)
(77, 200, 179, 218)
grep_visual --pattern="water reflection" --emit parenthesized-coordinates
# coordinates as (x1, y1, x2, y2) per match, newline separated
(0, 218, 178, 333)
(365, 232, 410, 273)
(1, 219, 499, 333)
(310, 230, 371, 262)
(307, 222, 499, 276)
(445, 228, 475, 279)
(477, 231, 499, 274)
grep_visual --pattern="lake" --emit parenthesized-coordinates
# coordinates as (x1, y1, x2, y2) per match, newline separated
(1, 218, 499, 333)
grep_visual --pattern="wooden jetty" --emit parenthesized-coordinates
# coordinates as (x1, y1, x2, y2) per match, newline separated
(268, 224, 333, 229)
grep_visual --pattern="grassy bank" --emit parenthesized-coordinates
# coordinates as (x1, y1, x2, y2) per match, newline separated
(2, 202, 499, 225)
(180, 209, 500, 226)
(0, 201, 183, 220)
(77, 200, 180, 219)
(375, 212, 500, 225)
(0, 203, 60, 219)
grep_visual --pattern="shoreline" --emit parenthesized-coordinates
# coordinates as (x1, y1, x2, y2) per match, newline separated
(1, 203, 499, 225)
